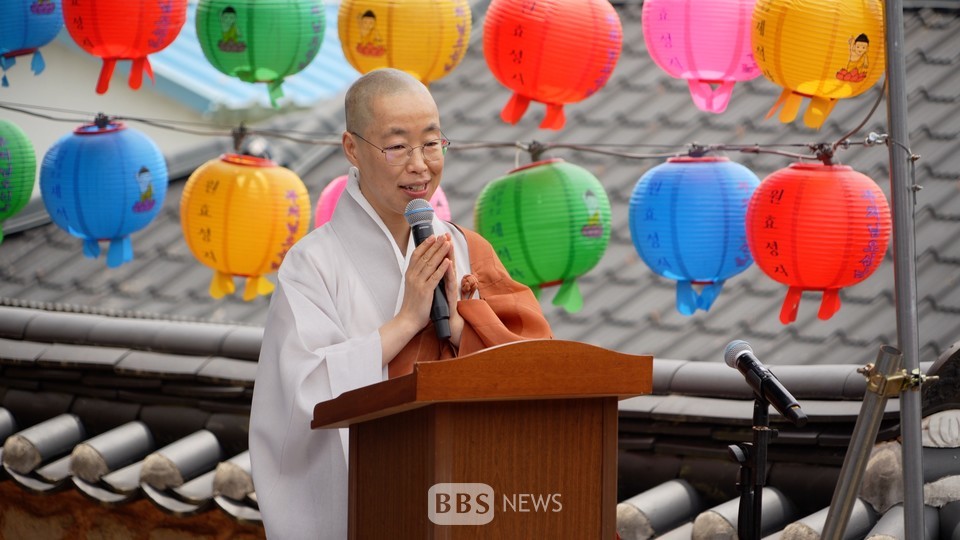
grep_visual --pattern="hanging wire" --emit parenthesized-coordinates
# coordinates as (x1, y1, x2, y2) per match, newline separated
(1, 99, 893, 165)
(833, 76, 888, 151)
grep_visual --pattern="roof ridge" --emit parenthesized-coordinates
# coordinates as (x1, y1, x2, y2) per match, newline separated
(0, 296, 240, 325)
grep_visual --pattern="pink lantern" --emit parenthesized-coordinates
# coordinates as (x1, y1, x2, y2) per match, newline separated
(314, 175, 452, 228)
(642, 0, 760, 113)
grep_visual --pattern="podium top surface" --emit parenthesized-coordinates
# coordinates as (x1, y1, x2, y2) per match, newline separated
(312, 339, 653, 429)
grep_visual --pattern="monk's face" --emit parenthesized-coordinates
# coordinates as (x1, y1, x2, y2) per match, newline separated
(346, 88, 444, 227)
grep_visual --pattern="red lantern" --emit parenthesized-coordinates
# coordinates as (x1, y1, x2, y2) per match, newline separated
(63, 0, 188, 94)
(745, 162, 891, 324)
(483, 0, 622, 130)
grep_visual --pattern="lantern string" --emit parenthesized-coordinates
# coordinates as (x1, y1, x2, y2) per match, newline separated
(832, 77, 888, 152)
(0, 99, 892, 164)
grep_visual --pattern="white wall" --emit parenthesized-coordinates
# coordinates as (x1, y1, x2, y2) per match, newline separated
(1, 40, 218, 183)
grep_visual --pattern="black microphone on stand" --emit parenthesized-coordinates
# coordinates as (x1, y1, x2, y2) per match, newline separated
(404, 199, 451, 341)
(724, 340, 807, 427)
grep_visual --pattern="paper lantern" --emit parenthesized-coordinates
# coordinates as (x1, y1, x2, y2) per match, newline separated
(752, 0, 885, 129)
(642, 0, 760, 113)
(181, 154, 311, 301)
(62, 0, 187, 94)
(338, 0, 471, 84)
(196, 0, 325, 107)
(0, 120, 37, 243)
(629, 157, 760, 315)
(0, 0, 63, 87)
(474, 158, 611, 313)
(746, 162, 891, 323)
(313, 174, 451, 228)
(39, 119, 167, 267)
(483, 0, 623, 130)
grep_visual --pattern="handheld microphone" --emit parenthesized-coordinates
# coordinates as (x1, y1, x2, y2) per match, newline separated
(404, 199, 451, 341)
(724, 340, 808, 427)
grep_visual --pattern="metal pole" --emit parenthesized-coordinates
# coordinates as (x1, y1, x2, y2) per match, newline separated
(821, 346, 903, 539)
(882, 0, 925, 535)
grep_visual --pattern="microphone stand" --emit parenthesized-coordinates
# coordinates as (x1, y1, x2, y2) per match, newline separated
(728, 394, 776, 540)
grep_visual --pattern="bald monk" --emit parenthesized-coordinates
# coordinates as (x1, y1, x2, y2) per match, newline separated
(249, 68, 551, 539)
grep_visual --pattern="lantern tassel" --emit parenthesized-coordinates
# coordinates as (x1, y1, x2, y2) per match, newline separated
(106, 237, 133, 268)
(552, 279, 583, 313)
(243, 276, 275, 301)
(697, 281, 724, 312)
(96, 58, 117, 94)
(676, 281, 698, 316)
(82, 238, 100, 259)
(500, 93, 531, 125)
(209, 271, 236, 299)
(803, 96, 838, 130)
(779, 286, 804, 324)
(267, 80, 285, 109)
(1, 56, 14, 87)
(540, 104, 566, 130)
(675, 281, 725, 315)
(688, 80, 735, 114)
(30, 51, 45, 75)
(766, 89, 805, 125)
(817, 289, 842, 320)
(129, 57, 155, 90)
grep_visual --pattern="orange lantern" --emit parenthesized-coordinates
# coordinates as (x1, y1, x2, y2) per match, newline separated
(338, 0, 471, 84)
(483, 0, 623, 130)
(745, 162, 891, 324)
(63, 0, 188, 94)
(752, 0, 885, 129)
(180, 154, 311, 301)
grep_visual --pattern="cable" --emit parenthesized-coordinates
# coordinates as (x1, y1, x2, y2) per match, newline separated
(0, 99, 893, 165)
(833, 77, 888, 151)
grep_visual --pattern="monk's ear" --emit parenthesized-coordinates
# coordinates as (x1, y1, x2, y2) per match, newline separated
(342, 131, 360, 167)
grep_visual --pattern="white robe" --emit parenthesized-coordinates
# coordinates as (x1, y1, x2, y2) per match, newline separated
(249, 168, 471, 540)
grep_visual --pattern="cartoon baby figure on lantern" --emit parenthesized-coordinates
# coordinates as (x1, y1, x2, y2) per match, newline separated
(837, 33, 870, 82)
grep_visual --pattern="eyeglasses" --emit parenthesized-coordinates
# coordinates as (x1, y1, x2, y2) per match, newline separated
(350, 131, 450, 166)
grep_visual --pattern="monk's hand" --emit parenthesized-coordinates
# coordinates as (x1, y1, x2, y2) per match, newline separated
(398, 234, 452, 331)
(441, 233, 464, 348)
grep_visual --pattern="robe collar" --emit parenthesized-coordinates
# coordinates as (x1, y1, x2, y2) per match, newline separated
(328, 167, 436, 321)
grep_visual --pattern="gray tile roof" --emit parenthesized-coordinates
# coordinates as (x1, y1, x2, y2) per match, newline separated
(1, 302, 957, 537)
(0, 0, 958, 537)
(0, 3, 956, 372)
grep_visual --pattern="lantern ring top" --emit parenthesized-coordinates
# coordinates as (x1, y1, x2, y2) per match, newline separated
(221, 153, 278, 168)
(74, 122, 126, 135)
(508, 157, 565, 174)
(788, 162, 853, 172)
(666, 156, 730, 164)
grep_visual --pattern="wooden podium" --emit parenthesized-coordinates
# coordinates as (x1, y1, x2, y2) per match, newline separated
(312, 339, 652, 539)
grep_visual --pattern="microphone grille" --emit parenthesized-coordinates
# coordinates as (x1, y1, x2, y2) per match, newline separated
(404, 199, 434, 226)
(724, 340, 753, 368)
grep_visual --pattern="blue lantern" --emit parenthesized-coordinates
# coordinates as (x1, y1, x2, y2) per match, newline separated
(0, 0, 64, 87)
(40, 117, 168, 267)
(628, 156, 760, 315)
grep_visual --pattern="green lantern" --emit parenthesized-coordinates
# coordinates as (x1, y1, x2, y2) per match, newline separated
(474, 158, 612, 313)
(0, 120, 37, 244)
(196, 0, 325, 107)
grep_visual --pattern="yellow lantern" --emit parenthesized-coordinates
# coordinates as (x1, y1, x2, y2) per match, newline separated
(752, 0, 885, 129)
(180, 154, 311, 301)
(338, 0, 471, 84)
